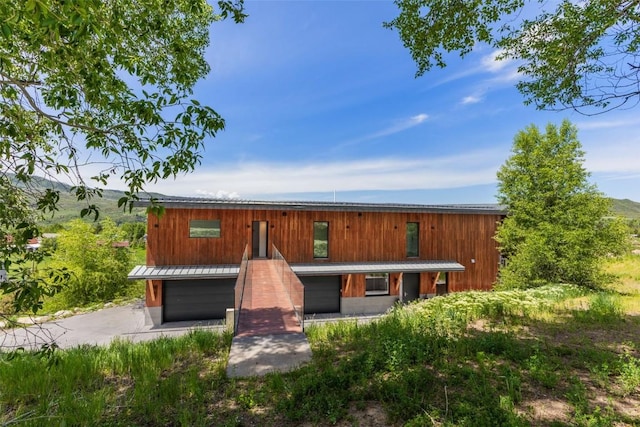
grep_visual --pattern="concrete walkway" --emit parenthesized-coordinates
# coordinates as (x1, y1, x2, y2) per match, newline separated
(226, 333, 312, 377)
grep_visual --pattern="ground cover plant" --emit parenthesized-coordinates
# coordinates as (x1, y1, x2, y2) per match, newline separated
(1, 257, 639, 426)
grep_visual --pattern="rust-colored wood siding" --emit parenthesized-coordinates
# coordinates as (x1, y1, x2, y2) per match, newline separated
(146, 208, 502, 291)
(146, 280, 163, 307)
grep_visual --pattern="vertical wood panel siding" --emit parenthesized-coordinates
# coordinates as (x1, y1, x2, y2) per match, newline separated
(145, 279, 163, 307)
(146, 208, 502, 291)
(341, 274, 365, 297)
(390, 272, 402, 296)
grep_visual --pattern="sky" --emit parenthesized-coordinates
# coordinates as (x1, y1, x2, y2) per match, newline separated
(141, 1, 640, 204)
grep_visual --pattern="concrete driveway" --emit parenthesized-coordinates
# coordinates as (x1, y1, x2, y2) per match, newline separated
(0, 301, 225, 351)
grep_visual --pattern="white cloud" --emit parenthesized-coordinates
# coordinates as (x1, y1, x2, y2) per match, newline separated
(584, 141, 640, 174)
(366, 113, 429, 139)
(480, 49, 510, 73)
(433, 48, 518, 87)
(144, 149, 507, 197)
(461, 95, 483, 105)
(336, 113, 429, 149)
(133, 132, 640, 200)
(579, 118, 640, 177)
(575, 118, 640, 131)
(195, 189, 241, 199)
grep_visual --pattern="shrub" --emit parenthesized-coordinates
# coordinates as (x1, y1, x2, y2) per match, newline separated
(49, 219, 133, 306)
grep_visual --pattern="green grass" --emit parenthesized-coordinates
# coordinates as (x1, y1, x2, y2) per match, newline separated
(2, 258, 640, 426)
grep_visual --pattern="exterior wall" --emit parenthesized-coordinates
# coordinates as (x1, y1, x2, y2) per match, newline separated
(146, 208, 503, 291)
(144, 279, 163, 326)
(146, 279, 163, 307)
(341, 296, 398, 315)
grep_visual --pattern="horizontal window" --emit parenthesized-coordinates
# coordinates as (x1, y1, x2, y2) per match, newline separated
(366, 273, 389, 296)
(189, 220, 221, 238)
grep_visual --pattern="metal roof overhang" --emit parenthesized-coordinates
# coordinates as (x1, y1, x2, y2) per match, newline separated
(127, 264, 240, 280)
(290, 260, 465, 276)
(134, 198, 506, 215)
(128, 260, 464, 281)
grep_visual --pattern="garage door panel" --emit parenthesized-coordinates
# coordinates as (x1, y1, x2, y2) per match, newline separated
(163, 279, 235, 322)
(301, 276, 340, 314)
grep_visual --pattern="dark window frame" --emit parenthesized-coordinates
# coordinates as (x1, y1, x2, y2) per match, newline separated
(313, 221, 329, 259)
(189, 219, 221, 238)
(406, 222, 419, 257)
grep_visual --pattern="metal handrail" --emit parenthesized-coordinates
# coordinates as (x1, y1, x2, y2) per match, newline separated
(272, 244, 305, 331)
(233, 244, 250, 335)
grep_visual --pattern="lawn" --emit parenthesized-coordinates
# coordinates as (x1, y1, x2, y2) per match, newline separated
(1, 256, 639, 426)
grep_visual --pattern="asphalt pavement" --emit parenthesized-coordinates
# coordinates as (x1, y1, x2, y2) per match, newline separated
(0, 301, 225, 351)
(1, 303, 383, 378)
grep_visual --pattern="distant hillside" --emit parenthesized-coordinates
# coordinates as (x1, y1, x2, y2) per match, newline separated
(610, 198, 640, 219)
(9, 174, 640, 223)
(40, 185, 149, 225)
(9, 174, 166, 225)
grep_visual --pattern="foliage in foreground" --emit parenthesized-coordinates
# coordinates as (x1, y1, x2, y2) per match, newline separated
(0, 0, 246, 315)
(1, 281, 639, 426)
(47, 219, 134, 306)
(386, 0, 640, 113)
(496, 120, 629, 289)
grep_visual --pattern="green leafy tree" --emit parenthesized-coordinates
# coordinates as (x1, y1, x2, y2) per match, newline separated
(495, 120, 629, 288)
(121, 222, 146, 247)
(50, 219, 133, 306)
(0, 0, 246, 312)
(0, 179, 69, 314)
(385, 0, 640, 113)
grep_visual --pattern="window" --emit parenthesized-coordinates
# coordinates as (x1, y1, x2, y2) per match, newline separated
(189, 220, 221, 238)
(366, 273, 389, 296)
(313, 221, 329, 258)
(406, 222, 419, 257)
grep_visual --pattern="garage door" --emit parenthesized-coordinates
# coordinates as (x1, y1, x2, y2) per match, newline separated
(301, 276, 340, 314)
(163, 279, 236, 322)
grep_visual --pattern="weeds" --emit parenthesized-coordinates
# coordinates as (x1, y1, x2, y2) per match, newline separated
(618, 350, 640, 396)
(1, 279, 639, 426)
(573, 292, 624, 324)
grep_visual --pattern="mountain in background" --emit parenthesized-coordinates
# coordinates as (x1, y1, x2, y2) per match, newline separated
(39, 185, 150, 225)
(8, 174, 158, 225)
(8, 174, 640, 224)
(610, 198, 640, 219)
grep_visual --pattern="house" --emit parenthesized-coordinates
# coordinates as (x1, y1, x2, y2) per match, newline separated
(128, 199, 506, 326)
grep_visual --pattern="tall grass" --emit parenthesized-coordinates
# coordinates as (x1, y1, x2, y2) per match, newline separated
(1, 280, 639, 426)
(0, 330, 231, 426)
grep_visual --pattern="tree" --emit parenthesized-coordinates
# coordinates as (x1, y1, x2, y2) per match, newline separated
(495, 120, 629, 289)
(385, 0, 640, 113)
(50, 219, 132, 306)
(0, 0, 246, 312)
(121, 222, 146, 247)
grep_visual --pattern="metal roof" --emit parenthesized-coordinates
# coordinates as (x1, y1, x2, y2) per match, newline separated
(134, 198, 505, 215)
(128, 264, 240, 280)
(128, 260, 464, 280)
(290, 260, 465, 275)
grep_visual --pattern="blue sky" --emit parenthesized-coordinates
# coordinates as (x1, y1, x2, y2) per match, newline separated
(142, 1, 640, 204)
